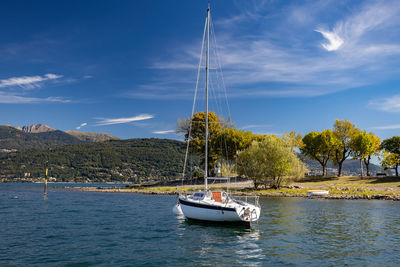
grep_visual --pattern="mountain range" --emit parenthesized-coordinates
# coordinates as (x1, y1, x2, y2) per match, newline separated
(0, 123, 385, 182)
(0, 124, 118, 152)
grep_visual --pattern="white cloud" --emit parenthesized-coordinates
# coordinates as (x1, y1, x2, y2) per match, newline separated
(0, 73, 63, 89)
(371, 124, 400, 130)
(76, 122, 87, 130)
(96, 114, 154, 126)
(0, 91, 69, 103)
(315, 29, 344, 51)
(240, 124, 271, 130)
(152, 130, 175, 134)
(369, 94, 400, 112)
(132, 1, 400, 100)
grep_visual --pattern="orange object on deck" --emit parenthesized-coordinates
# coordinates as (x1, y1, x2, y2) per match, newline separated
(212, 192, 222, 202)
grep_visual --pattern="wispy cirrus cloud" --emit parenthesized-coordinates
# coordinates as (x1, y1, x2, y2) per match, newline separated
(0, 73, 68, 104)
(240, 124, 272, 130)
(371, 124, 400, 130)
(0, 91, 69, 104)
(315, 29, 344, 51)
(131, 0, 400, 100)
(76, 122, 87, 130)
(152, 130, 175, 134)
(96, 114, 154, 126)
(369, 94, 400, 112)
(0, 73, 62, 89)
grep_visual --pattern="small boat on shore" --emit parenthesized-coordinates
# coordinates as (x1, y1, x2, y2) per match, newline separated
(307, 190, 329, 196)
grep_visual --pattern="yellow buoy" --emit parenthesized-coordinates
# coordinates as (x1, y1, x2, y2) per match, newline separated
(44, 168, 48, 195)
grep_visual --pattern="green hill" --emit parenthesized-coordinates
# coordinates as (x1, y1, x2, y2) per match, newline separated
(0, 138, 198, 182)
(0, 134, 384, 183)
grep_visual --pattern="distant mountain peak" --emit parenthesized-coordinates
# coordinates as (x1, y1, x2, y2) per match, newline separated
(66, 130, 119, 142)
(21, 123, 55, 133)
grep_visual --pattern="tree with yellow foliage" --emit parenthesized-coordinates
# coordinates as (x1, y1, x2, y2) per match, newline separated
(351, 131, 381, 176)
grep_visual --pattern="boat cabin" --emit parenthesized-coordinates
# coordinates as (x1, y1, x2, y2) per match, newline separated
(189, 190, 229, 203)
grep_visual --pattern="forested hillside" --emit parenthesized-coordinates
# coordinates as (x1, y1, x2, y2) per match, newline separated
(0, 138, 198, 182)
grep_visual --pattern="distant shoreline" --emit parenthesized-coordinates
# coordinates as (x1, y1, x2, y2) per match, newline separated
(67, 175, 400, 201)
(68, 187, 400, 201)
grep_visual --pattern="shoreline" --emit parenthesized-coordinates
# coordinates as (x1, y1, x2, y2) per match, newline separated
(67, 186, 400, 201)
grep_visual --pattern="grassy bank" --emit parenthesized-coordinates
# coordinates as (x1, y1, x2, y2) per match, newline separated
(70, 176, 400, 200)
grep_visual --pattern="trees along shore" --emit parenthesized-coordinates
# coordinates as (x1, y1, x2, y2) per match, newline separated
(300, 119, 396, 178)
(179, 112, 400, 189)
(178, 111, 306, 189)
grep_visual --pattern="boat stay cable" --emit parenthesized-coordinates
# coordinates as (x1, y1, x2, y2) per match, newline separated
(181, 17, 207, 186)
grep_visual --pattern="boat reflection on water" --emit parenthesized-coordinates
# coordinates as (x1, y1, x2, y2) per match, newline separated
(174, 208, 263, 266)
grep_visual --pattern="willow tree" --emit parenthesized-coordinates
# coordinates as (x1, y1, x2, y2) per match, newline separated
(301, 130, 339, 176)
(333, 119, 359, 176)
(351, 131, 381, 176)
(237, 135, 306, 189)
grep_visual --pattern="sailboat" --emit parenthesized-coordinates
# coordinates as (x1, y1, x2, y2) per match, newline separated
(174, 5, 261, 228)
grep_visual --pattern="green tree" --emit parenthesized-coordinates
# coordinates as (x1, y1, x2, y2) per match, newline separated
(333, 119, 359, 176)
(214, 127, 254, 161)
(177, 111, 226, 175)
(381, 136, 400, 176)
(301, 130, 339, 176)
(380, 151, 400, 176)
(237, 135, 306, 189)
(351, 131, 381, 177)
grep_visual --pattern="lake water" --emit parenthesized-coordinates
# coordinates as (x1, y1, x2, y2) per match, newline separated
(1, 183, 400, 266)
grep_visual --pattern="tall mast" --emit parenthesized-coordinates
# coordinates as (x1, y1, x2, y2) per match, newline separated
(205, 5, 210, 191)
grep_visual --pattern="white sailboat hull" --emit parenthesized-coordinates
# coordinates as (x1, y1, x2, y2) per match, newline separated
(180, 201, 239, 222)
(178, 197, 260, 224)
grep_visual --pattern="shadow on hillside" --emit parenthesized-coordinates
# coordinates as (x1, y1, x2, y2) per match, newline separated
(367, 176, 400, 184)
(298, 176, 339, 183)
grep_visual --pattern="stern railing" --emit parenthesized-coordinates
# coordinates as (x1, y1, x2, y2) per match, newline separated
(231, 195, 260, 208)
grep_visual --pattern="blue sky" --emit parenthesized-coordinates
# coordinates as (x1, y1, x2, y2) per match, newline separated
(1, 0, 400, 140)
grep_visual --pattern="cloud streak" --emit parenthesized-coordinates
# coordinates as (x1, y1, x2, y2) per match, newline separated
(0, 73, 62, 89)
(0, 91, 69, 104)
(240, 124, 272, 130)
(369, 94, 400, 112)
(76, 122, 87, 130)
(152, 130, 175, 134)
(96, 114, 154, 126)
(371, 124, 400, 130)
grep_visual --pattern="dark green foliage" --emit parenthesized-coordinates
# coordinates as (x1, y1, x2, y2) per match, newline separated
(0, 138, 198, 182)
(381, 136, 400, 154)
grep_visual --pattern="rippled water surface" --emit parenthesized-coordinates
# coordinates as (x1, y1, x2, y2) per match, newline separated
(1, 183, 400, 266)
